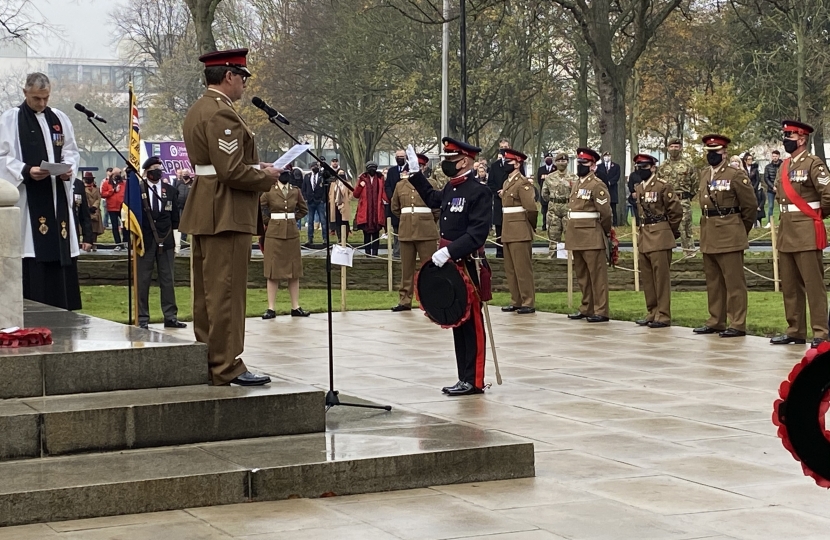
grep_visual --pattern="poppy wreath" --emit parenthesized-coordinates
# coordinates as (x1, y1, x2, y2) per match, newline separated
(773, 341, 830, 487)
(0, 328, 53, 347)
(415, 260, 476, 329)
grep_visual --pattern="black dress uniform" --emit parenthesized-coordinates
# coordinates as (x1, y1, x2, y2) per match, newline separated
(487, 155, 509, 258)
(72, 177, 93, 244)
(408, 138, 493, 395)
(137, 157, 184, 329)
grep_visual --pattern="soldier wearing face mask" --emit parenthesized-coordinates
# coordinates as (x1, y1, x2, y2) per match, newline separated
(136, 156, 186, 330)
(770, 120, 830, 348)
(655, 138, 697, 255)
(541, 152, 576, 248)
(565, 148, 613, 323)
(632, 154, 682, 328)
(693, 134, 756, 338)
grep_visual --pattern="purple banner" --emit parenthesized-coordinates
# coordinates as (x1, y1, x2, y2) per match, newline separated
(143, 141, 192, 182)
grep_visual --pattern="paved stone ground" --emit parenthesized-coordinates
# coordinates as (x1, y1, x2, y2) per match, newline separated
(3, 309, 829, 540)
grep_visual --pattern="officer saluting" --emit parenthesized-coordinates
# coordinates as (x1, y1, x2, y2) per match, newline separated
(180, 48, 281, 386)
(405, 138, 493, 396)
(770, 120, 830, 348)
(499, 148, 537, 314)
(632, 154, 682, 328)
(693, 134, 756, 338)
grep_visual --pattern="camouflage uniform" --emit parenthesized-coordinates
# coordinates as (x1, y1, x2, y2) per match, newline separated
(655, 140, 697, 253)
(541, 165, 577, 246)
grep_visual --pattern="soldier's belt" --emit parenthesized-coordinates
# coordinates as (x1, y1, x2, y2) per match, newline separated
(643, 215, 668, 225)
(270, 212, 295, 220)
(194, 164, 261, 176)
(781, 201, 820, 213)
(568, 211, 600, 219)
(502, 207, 526, 214)
(680, 192, 693, 200)
(703, 207, 740, 217)
(550, 198, 568, 204)
(401, 207, 432, 214)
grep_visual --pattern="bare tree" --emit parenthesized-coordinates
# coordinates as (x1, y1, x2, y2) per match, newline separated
(0, 0, 54, 43)
(109, 0, 192, 66)
(182, 0, 223, 53)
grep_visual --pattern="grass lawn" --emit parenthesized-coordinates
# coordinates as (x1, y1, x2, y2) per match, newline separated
(79, 286, 794, 337)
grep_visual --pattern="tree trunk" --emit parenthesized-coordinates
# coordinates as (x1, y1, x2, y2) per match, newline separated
(814, 115, 826, 162)
(627, 68, 641, 159)
(595, 66, 628, 205)
(576, 54, 590, 147)
(184, 0, 219, 54)
(794, 21, 808, 122)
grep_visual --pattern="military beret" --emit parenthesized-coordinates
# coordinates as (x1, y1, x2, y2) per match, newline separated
(782, 120, 814, 135)
(702, 134, 731, 151)
(366, 160, 378, 169)
(668, 137, 682, 146)
(416, 153, 430, 166)
(142, 156, 162, 170)
(555, 152, 569, 161)
(503, 148, 527, 163)
(82, 171, 95, 180)
(576, 147, 601, 163)
(544, 151, 553, 158)
(198, 48, 251, 77)
(440, 137, 481, 159)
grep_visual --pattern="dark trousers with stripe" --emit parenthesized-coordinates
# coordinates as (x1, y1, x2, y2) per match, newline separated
(452, 259, 486, 388)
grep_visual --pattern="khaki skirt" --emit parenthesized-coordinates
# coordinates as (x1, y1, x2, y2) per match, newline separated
(263, 236, 303, 280)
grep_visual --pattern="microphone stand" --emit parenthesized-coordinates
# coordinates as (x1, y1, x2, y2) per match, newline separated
(82, 116, 143, 325)
(262, 114, 391, 413)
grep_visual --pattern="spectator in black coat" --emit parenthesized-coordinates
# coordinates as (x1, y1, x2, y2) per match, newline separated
(743, 153, 764, 227)
(487, 139, 512, 258)
(176, 171, 192, 248)
(536, 152, 555, 230)
(596, 152, 621, 226)
(301, 163, 328, 246)
(763, 150, 781, 227)
(384, 149, 408, 257)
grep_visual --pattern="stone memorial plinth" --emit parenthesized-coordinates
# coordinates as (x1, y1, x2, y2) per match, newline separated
(0, 178, 23, 329)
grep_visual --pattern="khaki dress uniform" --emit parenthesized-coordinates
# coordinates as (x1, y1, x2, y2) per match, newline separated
(565, 173, 613, 317)
(501, 171, 538, 308)
(697, 163, 757, 332)
(261, 183, 308, 280)
(656, 155, 697, 252)
(391, 173, 440, 307)
(180, 88, 275, 385)
(541, 169, 576, 244)
(774, 150, 830, 342)
(635, 176, 683, 325)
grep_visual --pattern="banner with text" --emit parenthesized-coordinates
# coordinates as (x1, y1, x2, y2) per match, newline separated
(143, 141, 192, 182)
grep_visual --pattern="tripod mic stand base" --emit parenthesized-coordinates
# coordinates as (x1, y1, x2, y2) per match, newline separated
(325, 390, 392, 412)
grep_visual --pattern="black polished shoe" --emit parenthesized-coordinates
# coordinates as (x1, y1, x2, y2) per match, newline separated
(568, 312, 587, 320)
(719, 328, 746, 338)
(635, 319, 651, 326)
(262, 309, 276, 320)
(442, 381, 464, 394)
(138, 323, 149, 329)
(164, 319, 187, 328)
(446, 381, 484, 396)
(586, 315, 610, 323)
(391, 304, 412, 312)
(647, 321, 670, 328)
(291, 307, 311, 317)
(501, 305, 519, 312)
(812, 338, 827, 349)
(770, 335, 806, 345)
(693, 326, 721, 334)
(230, 371, 271, 386)
(516, 307, 536, 314)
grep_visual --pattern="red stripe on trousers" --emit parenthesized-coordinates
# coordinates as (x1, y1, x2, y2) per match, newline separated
(472, 301, 486, 388)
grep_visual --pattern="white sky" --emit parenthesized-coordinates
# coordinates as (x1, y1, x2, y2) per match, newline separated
(30, 0, 125, 59)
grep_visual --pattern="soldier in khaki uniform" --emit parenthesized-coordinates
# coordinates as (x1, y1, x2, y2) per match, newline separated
(693, 134, 757, 338)
(632, 154, 682, 328)
(566, 148, 614, 322)
(656, 137, 698, 254)
(390, 152, 439, 311)
(499, 148, 538, 314)
(180, 49, 281, 386)
(770, 120, 830, 348)
(541, 152, 576, 248)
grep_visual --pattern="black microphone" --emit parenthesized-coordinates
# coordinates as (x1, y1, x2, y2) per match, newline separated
(251, 97, 289, 125)
(74, 103, 107, 123)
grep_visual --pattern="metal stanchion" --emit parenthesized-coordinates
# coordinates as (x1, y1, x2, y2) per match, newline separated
(340, 224, 347, 312)
(387, 217, 393, 292)
(632, 222, 640, 292)
(770, 216, 780, 292)
(567, 250, 573, 308)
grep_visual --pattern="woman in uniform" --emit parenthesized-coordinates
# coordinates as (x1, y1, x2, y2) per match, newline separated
(260, 175, 311, 319)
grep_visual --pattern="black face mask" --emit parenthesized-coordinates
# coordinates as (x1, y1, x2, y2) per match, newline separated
(544, 158, 553, 166)
(638, 169, 653, 180)
(367, 167, 378, 175)
(783, 138, 799, 154)
(706, 151, 723, 167)
(311, 167, 319, 173)
(441, 159, 459, 177)
(576, 164, 591, 177)
(395, 157, 406, 166)
(147, 169, 163, 182)
(503, 163, 515, 175)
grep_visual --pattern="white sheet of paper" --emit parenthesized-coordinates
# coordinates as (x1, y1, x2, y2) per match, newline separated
(331, 245, 355, 267)
(556, 242, 568, 259)
(273, 144, 311, 169)
(39, 161, 72, 176)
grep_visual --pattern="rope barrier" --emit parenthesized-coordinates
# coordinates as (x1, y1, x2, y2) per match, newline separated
(743, 265, 779, 283)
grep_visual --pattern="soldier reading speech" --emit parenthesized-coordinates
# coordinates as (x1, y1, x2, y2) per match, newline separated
(180, 48, 282, 386)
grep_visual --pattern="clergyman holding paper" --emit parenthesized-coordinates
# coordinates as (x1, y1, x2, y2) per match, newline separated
(0, 72, 89, 310)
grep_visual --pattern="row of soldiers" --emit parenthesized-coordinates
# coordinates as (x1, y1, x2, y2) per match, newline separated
(478, 121, 829, 349)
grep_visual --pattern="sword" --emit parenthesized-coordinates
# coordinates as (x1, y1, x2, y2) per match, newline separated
(474, 256, 502, 385)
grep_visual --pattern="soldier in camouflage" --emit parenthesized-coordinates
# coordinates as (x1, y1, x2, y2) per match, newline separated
(541, 152, 577, 251)
(655, 138, 698, 255)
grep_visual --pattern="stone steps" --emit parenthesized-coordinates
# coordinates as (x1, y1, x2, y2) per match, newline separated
(0, 423, 535, 527)
(0, 383, 325, 460)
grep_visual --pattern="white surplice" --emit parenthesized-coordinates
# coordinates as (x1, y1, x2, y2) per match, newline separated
(0, 106, 80, 258)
